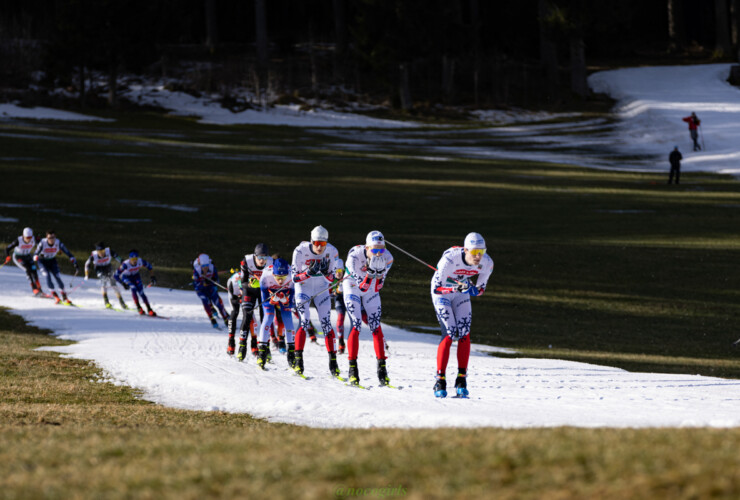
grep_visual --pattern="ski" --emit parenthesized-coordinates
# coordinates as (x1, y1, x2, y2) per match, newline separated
(346, 381, 369, 390)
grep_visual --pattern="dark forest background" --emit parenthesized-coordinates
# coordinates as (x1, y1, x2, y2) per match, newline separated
(1, 0, 739, 112)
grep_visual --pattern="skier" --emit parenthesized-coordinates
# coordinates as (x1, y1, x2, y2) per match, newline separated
(291, 225, 341, 377)
(225, 268, 243, 355)
(192, 253, 229, 329)
(682, 112, 701, 151)
(431, 232, 494, 398)
(343, 230, 394, 386)
(5, 227, 42, 295)
(114, 249, 157, 316)
(33, 230, 77, 305)
(332, 259, 347, 354)
(237, 243, 273, 361)
(668, 146, 682, 185)
(256, 258, 296, 370)
(84, 242, 127, 309)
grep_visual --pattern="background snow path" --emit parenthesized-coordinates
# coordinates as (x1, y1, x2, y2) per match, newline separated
(2, 267, 739, 429)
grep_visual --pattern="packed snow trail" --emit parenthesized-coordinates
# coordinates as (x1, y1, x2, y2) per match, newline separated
(2, 267, 739, 428)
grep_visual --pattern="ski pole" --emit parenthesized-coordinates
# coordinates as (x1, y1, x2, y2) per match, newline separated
(205, 277, 229, 292)
(385, 239, 438, 273)
(306, 274, 348, 302)
(69, 267, 79, 288)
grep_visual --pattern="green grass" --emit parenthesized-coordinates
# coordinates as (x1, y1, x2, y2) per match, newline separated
(1, 112, 740, 497)
(3, 112, 738, 377)
(2, 308, 740, 499)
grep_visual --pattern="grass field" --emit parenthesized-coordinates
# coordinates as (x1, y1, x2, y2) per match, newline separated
(1, 111, 740, 497)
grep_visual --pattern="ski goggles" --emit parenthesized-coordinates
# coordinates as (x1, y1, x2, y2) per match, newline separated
(468, 248, 486, 257)
(369, 247, 385, 255)
(312, 241, 327, 248)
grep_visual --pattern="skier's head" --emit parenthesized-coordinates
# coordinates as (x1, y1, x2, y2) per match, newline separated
(195, 253, 211, 270)
(365, 230, 386, 256)
(45, 230, 56, 243)
(272, 258, 290, 285)
(463, 232, 486, 265)
(129, 249, 139, 263)
(335, 258, 345, 280)
(310, 225, 329, 253)
(22, 227, 33, 240)
(674, 145, 679, 150)
(95, 241, 106, 251)
(254, 243, 270, 266)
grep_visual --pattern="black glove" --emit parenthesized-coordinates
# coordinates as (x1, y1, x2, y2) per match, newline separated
(318, 259, 331, 276)
(307, 260, 322, 276)
(456, 281, 470, 293)
(122, 282, 130, 290)
(149, 275, 157, 286)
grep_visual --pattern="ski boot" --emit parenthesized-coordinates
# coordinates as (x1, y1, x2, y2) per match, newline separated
(119, 297, 128, 310)
(434, 372, 447, 398)
(455, 368, 469, 398)
(227, 334, 236, 355)
(147, 306, 157, 317)
(52, 291, 61, 304)
(277, 338, 286, 354)
(377, 359, 390, 387)
(210, 316, 219, 329)
(61, 292, 71, 305)
(257, 343, 268, 370)
(328, 352, 340, 377)
(338, 336, 346, 355)
(250, 336, 258, 357)
(237, 336, 248, 362)
(294, 350, 304, 375)
(348, 360, 360, 386)
(104, 294, 112, 309)
(287, 343, 296, 368)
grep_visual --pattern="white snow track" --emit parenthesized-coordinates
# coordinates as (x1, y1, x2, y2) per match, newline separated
(2, 267, 739, 429)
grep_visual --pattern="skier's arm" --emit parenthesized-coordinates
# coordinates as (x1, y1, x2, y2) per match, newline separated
(84, 255, 94, 276)
(5, 240, 18, 257)
(291, 248, 310, 283)
(433, 255, 457, 295)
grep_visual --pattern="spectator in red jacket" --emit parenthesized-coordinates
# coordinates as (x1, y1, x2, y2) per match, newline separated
(682, 112, 701, 151)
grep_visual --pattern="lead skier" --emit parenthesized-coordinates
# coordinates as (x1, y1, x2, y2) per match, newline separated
(34, 229, 77, 305)
(256, 258, 296, 370)
(291, 225, 341, 377)
(192, 253, 229, 329)
(237, 243, 273, 361)
(5, 227, 42, 295)
(115, 249, 157, 316)
(343, 230, 394, 386)
(431, 232, 493, 398)
(84, 242, 127, 309)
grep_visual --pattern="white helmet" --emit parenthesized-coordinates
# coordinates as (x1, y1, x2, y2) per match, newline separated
(464, 232, 486, 250)
(194, 253, 211, 268)
(22, 227, 33, 238)
(311, 225, 328, 242)
(365, 230, 385, 247)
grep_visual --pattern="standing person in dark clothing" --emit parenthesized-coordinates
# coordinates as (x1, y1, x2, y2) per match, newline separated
(682, 112, 701, 151)
(669, 146, 682, 184)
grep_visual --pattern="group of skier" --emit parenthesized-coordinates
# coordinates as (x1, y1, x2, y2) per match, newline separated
(4, 224, 493, 397)
(4, 228, 157, 316)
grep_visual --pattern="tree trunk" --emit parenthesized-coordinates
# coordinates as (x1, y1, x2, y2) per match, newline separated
(399, 63, 412, 111)
(667, 0, 686, 50)
(731, 0, 740, 49)
(78, 65, 86, 107)
(255, 0, 268, 65)
(332, 0, 347, 82)
(538, 0, 559, 101)
(107, 58, 117, 107)
(205, 0, 218, 53)
(716, 0, 732, 55)
(442, 54, 455, 100)
(570, 37, 587, 98)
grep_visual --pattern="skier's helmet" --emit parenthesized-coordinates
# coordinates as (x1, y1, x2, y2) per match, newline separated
(95, 241, 106, 251)
(254, 243, 270, 259)
(310, 225, 329, 242)
(195, 253, 211, 268)
(365, 230, 385, 247)
(22, 227, 33, 238)
(463, 232, 486, 251)
(129, 249, 139, 258)
(273, 258, 290, 277)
